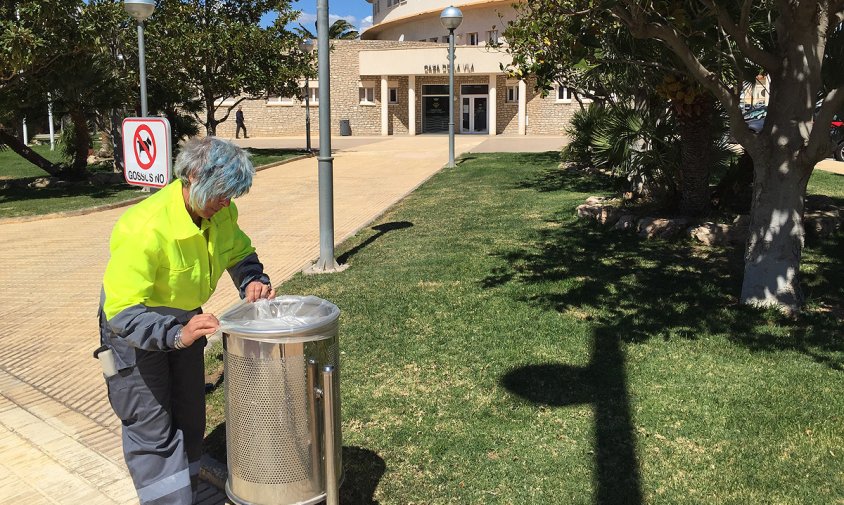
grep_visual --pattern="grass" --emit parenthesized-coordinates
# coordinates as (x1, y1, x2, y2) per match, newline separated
(246, 147, 310, 167)
(0, 143, 65, 179)
(203, 152, 844, 504)
(0, 144, 303, 219)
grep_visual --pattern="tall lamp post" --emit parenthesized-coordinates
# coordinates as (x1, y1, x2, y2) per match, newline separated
(305, 0, 345, 275)
(440, 6, 463, 168)
(124, 0, 155, 116)
(299, 38, 314, 153)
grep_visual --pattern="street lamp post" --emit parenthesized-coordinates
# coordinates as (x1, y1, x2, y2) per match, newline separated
(124, 0, 155, 116)
(440, 6, 463, 168)
(300, 38, 314, 153)
(305, 0, 345, 275)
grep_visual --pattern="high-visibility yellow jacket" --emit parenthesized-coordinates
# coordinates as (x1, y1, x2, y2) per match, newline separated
(99, 179, 268, 367)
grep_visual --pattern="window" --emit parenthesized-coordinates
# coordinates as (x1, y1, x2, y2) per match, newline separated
(556, 85, 573, 102)
(441, 36, 449, 43)
(428, 37, 438, 42)
(506, 85, 519, 103)
(389, 88, 398, 104)
(267, 96, 294, 106)
(466, 32, 478, 46)
(486, 30, 499, 45)
(302, 86, 318, 104)
(359, 86, 375, 104)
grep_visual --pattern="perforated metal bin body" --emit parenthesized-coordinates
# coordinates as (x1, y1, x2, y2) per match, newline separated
(221, 296, 342, 505)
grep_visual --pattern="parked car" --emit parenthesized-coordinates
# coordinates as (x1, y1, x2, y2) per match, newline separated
(743, 106, 767, 120)
(831, 122, 844, 161)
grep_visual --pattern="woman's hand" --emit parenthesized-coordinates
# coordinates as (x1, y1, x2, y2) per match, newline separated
(181, 313, 220, 347)
(245, 281, 276, 302)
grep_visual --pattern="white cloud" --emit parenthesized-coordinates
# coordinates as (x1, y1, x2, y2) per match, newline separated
(360, 15, 373, 30)
(296, 12, 317, 27)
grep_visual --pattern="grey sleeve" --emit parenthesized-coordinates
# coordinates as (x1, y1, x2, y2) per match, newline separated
(228, 252, 270, 299)
(105, 303, 182, 351)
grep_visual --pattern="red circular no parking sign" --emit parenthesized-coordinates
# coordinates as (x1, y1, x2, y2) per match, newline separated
(133, 124, 156, 170)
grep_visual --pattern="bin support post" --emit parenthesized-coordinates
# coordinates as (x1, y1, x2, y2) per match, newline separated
(322, 365, 339, 505)
(307, 359, 322, 487)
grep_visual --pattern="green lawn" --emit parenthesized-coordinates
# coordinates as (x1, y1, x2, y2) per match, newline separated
(203, 153, 843, 504)
(0, 144, 305, 219)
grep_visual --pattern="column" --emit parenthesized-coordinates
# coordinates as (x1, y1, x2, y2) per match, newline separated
(518, 79, 527, 135)
(488, 74, 497, 136)
(408, 75, 416, 136)
(381, 75, 389, 136)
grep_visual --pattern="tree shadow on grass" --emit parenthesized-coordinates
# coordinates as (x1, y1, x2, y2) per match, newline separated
(494, 166, 843, 503)
(516, 162, 616, 194)
(485, 166, 843, 367)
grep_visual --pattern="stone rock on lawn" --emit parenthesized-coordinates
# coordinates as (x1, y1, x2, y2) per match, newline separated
(637, 217, 689, 239)
(577, 196, 622, 226)
(689, 223, 731, 246)
(804, 209, 841, 238)
(614, 214, 636, 231)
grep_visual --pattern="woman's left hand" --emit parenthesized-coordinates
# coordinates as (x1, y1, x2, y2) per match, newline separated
(246, 281, 276, 302)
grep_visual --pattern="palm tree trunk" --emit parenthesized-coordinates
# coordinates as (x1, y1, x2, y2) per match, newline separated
(676, 98, 714, 216)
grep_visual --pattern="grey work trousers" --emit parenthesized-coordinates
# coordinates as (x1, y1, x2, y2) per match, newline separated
(106, 339, 206, 504)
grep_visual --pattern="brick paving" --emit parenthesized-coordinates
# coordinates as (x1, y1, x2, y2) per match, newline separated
(0, 135, 492, 505)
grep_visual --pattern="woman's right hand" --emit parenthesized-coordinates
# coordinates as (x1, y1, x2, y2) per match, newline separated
(181, 313, 220, 347)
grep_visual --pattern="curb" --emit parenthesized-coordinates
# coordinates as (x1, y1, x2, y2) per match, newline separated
(0, 155, 312, 225)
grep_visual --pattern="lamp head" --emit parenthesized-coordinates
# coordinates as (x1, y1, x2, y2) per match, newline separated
(299, 38, 314, 52)
(124, 0, 155, 21)
(440, 6, 463, 31)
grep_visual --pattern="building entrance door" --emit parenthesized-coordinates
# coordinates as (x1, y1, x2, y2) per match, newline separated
(422, 96, 449, 133)
(461, 95, 488, 134)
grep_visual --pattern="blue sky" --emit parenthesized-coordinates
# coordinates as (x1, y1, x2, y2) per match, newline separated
(263, 0, 374, 33)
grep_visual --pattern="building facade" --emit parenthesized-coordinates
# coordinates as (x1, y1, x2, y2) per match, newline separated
(217, 0, 579, 138)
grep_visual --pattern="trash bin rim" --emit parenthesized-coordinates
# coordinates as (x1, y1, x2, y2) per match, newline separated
(218, 295, 340, 340)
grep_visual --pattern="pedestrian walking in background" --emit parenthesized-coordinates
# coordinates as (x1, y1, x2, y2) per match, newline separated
(96, 137, 274, 504)
(235, 105, 248, 138)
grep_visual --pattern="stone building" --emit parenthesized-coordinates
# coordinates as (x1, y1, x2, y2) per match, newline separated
(216, 0, 580, 138)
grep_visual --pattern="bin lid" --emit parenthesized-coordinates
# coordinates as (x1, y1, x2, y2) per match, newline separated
(219, 295, 339, 339)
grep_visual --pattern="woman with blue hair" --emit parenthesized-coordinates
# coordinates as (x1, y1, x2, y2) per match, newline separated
(97, 136, 274, 504)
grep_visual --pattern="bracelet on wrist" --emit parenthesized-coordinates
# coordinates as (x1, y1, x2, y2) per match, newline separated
(174, 328, 186, 350)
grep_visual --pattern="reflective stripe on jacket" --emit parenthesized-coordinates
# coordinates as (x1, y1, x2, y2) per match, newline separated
(100, 179, 267, 365)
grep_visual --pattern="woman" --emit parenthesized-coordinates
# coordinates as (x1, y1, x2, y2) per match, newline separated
(97, 136, 274, 504)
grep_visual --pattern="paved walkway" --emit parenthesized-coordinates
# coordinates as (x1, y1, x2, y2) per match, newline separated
(1, 134, 557, 505)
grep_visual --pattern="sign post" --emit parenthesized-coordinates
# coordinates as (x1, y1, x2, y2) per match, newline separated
(122, 117, 171, 188)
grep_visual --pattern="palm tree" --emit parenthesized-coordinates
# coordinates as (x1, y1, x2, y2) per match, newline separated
(295, 19, 359, 40)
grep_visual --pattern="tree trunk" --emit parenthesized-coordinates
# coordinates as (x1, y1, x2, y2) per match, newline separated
(68, 108, 91, 177)
(0, 128, 61, 176)
(205, 97, 217, 136)
(676, 99, 714, 216)
(739, 150, 812, 313)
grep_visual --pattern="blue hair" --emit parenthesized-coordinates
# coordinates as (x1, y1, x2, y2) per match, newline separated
(173, 137, 255, 211)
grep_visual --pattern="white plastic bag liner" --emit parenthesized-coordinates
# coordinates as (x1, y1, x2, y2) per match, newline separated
(219, 295, 340, 340)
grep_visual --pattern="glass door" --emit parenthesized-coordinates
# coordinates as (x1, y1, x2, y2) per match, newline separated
(461, 95, 488, 134)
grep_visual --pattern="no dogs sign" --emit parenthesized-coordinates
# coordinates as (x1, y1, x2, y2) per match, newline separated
(122, 117, 171, 188)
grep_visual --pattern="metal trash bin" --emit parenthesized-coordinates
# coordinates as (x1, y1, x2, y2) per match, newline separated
(220, 295, 342, 505)
(339, 119, 351, 136)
